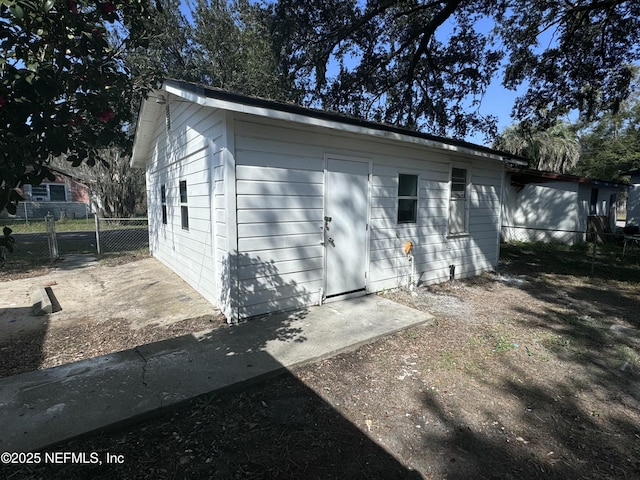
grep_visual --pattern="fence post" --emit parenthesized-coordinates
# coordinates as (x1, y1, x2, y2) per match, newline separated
(95, 214, 101, 254)
(590, 226, 597, 276)
(24, 202, 28, 224)
(45, 213, 59, 260)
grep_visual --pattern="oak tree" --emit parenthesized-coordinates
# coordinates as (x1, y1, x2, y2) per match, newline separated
(270, 0, 639, 141)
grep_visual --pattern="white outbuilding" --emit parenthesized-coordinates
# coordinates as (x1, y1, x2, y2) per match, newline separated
(625, 169, 640, 227)
(131, 80, 526, 322)
(502, 168, 624, 244)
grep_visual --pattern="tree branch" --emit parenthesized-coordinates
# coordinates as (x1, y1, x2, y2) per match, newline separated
(403, 0, 464, 110)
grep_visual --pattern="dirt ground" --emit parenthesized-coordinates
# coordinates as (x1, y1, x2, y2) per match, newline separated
(0, 254, 225, 377)
(3, 249, 640, 479)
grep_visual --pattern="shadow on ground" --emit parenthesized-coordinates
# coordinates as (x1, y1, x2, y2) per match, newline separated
(0, 306, 48, 376)
(10, 369, 421, 479)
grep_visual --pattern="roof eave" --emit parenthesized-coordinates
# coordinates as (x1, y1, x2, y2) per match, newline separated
(161, 79, 529, 167)
(130, 90, 165, 168)
(507, 166, 626, 189)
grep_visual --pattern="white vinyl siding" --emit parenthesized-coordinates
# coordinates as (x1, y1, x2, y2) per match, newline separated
(141, 96, 507, 321)
(234, 120, 325, 318)
(233, 115, 503, 299)
(369, 157, 501, 291)
(503, 181, 583, 244)
(627, 175, 640, 226)
(145, 101, 226, 307)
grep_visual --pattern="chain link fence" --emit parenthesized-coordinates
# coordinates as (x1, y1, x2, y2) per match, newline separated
(1, 213, 148, 271)
(94, 217, 149, 254)
(0, 201, 91, 223)
(501, 224, 640, 279)
(501, 225, 585, 245)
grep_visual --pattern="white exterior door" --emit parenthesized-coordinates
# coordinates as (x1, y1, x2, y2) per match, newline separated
(324, 158, 369, 297)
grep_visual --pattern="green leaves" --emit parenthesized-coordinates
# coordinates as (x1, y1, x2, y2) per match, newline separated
(9, 2, 23, 19)
(574, 82, 640, 181)
(271, 0, 640, 140)
(494, 123, 580, 173)
(1, 0, 162, 214)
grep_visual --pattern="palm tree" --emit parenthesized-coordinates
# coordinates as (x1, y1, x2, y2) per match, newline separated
(494, 123, 580, 173)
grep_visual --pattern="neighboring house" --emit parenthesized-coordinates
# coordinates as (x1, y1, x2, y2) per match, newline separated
(21, 168, 90, 204)
(624, 169, 640, 226)
(6, 168, 92, 220)
(131, 80, 527, 322)
(502, 167, 624, 244)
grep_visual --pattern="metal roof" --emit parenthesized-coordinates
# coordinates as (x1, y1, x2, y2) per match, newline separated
(507, 166, 626, 189)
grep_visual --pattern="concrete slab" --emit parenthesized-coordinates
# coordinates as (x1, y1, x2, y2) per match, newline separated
(0, 294, 433, 453)
(0, 256, 216, 339)
(54, 254, 99, 270)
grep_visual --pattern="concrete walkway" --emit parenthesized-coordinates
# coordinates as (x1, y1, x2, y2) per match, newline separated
(0, 295, 433, 453)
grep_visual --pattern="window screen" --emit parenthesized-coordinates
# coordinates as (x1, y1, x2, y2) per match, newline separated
(449, 167, 468, 235)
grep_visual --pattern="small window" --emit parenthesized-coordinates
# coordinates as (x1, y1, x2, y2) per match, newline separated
(49, 184, 67, 202)
(449, 167, 468, 235)
(31, 185, 48, 200)
(179, 180, 189, 230)
(160, 185, 167, 225)
(165, 103, 171, 131)
(397, 174, 418, 224)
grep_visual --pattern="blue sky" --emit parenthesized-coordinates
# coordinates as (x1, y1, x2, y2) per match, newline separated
(467, 84, 519, 145)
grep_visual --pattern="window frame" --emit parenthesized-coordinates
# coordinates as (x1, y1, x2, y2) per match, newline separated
(48, 184, 67, 202)
(397, 174, 419, 224)
(448, 165, 470, 236)
(160, 184, 167, 225)
(30, 184, 49, 200)
(27, 183, 67, 202)
(179, 180, 189, 231)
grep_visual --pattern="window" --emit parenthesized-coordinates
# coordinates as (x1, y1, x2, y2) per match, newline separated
(179, 180, 189, 230)
(27, 184, 67, 202)
(160, 185, 167, 225)
(30, 185, 48, 200)
(449, 167, 468, 235)
(397, 174, 418, 224)
(49, 185, 66, 202)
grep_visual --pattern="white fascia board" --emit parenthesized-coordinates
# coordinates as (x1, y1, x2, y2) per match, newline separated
(131, 90, 165, 168)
